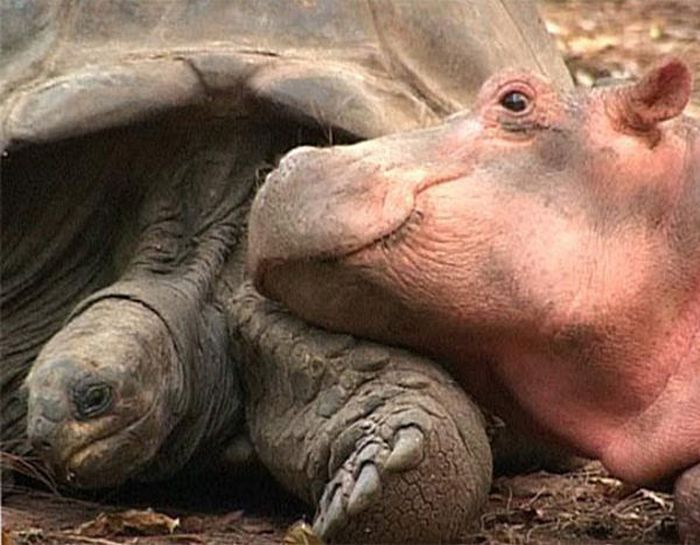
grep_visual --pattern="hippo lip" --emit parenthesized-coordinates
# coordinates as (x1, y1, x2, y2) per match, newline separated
(340, 208, 428, 262)
(250, 153, 417, 262)
(253, 184, 403, 296)
(253, 170, 468, 301)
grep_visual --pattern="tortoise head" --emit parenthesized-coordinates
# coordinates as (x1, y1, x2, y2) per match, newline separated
(25, 297, 183, 489)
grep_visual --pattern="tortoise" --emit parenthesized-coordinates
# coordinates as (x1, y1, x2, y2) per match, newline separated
(1, 0, 571, 542)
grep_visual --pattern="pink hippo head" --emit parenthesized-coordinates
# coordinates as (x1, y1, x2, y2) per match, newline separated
(248, 58, 700, 540)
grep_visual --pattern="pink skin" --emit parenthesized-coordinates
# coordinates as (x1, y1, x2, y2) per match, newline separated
(248, 59, 700, 490)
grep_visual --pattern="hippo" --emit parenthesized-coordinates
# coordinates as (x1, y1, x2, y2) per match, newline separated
(248, 58, 700, 543)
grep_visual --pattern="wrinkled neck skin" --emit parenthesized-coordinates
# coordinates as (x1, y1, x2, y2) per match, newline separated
(114, 149, 251, 480)
(139, 293, 243, 482)
(23, 122, 257, 486)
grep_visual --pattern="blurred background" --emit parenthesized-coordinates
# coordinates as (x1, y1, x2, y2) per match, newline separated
(539, 0, 700, 116)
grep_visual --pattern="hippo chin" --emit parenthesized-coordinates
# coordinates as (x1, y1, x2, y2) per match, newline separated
(249, 58, 700, 540)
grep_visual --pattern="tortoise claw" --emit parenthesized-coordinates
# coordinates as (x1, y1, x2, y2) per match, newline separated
(313, 416, 429, 541)
(347, 463, 382, 516)
(385, 426, 425, 472)
(315, 483, 346, 538)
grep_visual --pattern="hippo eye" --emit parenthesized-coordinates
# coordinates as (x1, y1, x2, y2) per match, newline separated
(74, 383, 113, 419)
(500, 91, 530, 113)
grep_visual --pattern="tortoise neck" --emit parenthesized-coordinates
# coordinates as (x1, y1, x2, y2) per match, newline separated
(121, 129, 258, 479)
(143, 293, 244, 481)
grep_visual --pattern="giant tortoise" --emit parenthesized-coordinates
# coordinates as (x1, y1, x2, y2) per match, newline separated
(1, 1, 571, 542)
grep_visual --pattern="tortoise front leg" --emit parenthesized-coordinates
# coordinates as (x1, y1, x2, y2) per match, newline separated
(230, 283, 492, 544)
(675, 462, 700, 544)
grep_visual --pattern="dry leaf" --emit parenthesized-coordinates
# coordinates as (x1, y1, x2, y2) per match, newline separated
(567, 35, 619, 55)
(76, 508, 180, 537)
(590, 475, 626, 497)
(240, 520, 274, 534)
(2, 529, 13, 545)
(15, 528, 42, 543)
(283, 520, 323, 545)
(649, 22, 665, 40)
(639, 489, 673, 509)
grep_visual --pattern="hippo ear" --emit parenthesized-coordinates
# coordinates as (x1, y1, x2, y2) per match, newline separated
(616, 58, 692, 131)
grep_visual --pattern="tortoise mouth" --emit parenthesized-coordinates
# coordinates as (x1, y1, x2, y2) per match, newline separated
(54, 407, 163, 489)
(64, 436, 144, 489)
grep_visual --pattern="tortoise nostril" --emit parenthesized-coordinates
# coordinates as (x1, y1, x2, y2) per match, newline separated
(34, 437, 53, 453)
(28, 415, 58, 453)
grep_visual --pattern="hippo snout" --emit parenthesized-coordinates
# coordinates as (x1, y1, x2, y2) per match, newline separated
(247, 134, 450, 296)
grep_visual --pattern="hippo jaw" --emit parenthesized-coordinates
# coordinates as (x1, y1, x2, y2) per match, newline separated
(25, 298, 183, 489)
(249, 59, 700, 485)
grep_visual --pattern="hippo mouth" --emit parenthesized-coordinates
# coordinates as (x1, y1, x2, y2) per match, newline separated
(248, 145, 418, 286)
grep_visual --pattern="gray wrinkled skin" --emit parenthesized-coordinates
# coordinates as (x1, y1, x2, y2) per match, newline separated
(1, 0, 571, 542)
(230, 282, 492, 542)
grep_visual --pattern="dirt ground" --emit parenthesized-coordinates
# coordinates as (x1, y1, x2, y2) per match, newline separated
(542, 0, 700, 114)
(0, 460, 678, 545)
(3, 1, 700, 544)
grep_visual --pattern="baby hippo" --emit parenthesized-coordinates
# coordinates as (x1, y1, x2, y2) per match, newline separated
(248, 58, 700, 542)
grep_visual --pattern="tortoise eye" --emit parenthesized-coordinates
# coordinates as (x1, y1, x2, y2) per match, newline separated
(74, 383, 113, 419)
(500, 91, 530, 113)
